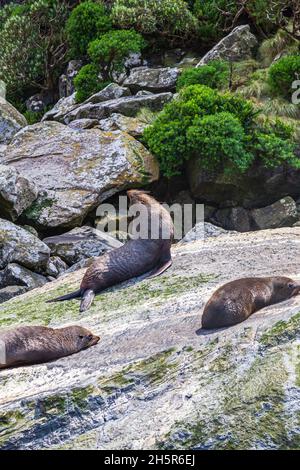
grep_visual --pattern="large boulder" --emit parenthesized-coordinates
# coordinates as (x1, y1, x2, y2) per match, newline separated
(187, 158, 300, 209)
(0, 164, 38, 221)
(43, 226, 123, 265)
(82, 83, 131, 105)
(180, 222, 234, 243)
(123, 67, 179, 93)
(0, 227, 300, 449)
(1, 122, 159, 229)
(212, 207, 252, 232)
(197, 25, 258, 66)
(0, 285, 27, 304)
(0, 218, 50, 272)
(251, 197, 298, 230)
(63, 92, 173, 124)
(0, 97, 27, 144)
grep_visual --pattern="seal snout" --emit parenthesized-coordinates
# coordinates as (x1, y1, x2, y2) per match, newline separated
(292, 283, 300, 296)
(89, 334, 100, 346)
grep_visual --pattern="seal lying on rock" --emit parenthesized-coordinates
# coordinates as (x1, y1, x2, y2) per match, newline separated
(48, 190, 174, 312)
(202, 277, 300, 329)
(0, 325, 100, 369)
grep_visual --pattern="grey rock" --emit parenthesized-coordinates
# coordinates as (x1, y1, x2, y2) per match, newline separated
(82, 83, 131, 105)
(64, 92, 173, 123)
(43, 226, 123, 265)
(46, 256, 68, 278)
(212, 207, 252, 232)
(26, 93, 52, 113)
(0, 217, 50, 272)
(0, 97, 27, 144)
(42, 93, 77, 122)
(197, 25, 258, 66)
(0, 227, 300, 449)
(0, 164, 38, 221)
(2, 122, 159, 229)
(59, 60, 82, 99)
(0, 263, 47, 289)
(123, 66, 179, 93)
(180, 222, 233, 243)
(0, 285, 27, 303)
(97, 113, 147, 137)
(251, 197, 298, 230)
(68, 119, 99, 130)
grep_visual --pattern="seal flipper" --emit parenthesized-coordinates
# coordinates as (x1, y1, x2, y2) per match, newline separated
(80, 289, 95, 312)
(47, 289, 82, 303)
(147, 257, 172, 279)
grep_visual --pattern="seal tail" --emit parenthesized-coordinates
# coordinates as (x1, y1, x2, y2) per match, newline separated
(80, 289, 95, 312)
(47, 289, 82, 303)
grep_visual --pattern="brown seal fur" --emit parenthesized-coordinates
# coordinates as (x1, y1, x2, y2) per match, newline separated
(202, 276, 300, 329)
(48, 190, 174, 312)
(0, 325, 100, 369)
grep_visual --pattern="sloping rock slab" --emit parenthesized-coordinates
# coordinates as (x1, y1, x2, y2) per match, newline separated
(123, 67, 179, 93)
(1, 122, 159, 229)
(0, 228, 300, 449)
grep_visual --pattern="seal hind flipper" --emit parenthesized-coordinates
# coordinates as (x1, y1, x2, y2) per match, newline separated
(80, 289, 95, 312)
(147, 257, 172, 279)
(47, 289, 82, 303)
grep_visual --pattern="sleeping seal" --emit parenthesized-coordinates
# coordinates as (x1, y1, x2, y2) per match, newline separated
(202, 276, 300, 329)
(0, 325, 100, 369)
(48, 190, 174, 312)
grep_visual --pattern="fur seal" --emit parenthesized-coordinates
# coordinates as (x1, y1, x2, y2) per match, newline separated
(202, 276, 300, 329)
(0, 325, 100, 369)
(48, 190, 174, 312)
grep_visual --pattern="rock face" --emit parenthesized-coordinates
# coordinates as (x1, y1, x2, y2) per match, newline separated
(180, 222, 234, 243)
(0, 227, 300, 450)
(97, 113, 147, 137)
(212, 207, 252, 232)
(42, 94, 77, 122)
(43, 226, 123, 265)
(0, 218, 50, 272)
(0, 263, 47, 290)
(123, 67, 179, 93)
(187, 158, 300, 209)
(197, 25, 258, 66)
(0, 97, 27, 144)
(0, 165, 38, 221)
(1, 122, 159, 229)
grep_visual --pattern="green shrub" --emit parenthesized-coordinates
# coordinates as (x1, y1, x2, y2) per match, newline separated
(66, 1, 112, 59)
(193, 0, 238, 43)
(144, 84, 297, 178)
(0, 0, 69, 99)
(112, 0, 198, 42)
(176, 61, 229, 91)
(268, 55, 300, 98)
(88, 29, 146, 81)
(187, 112, 253, 173)
(73, 64, 109, 103)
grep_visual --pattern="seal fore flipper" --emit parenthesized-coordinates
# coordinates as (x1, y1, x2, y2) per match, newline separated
(80, 289, 95, 312)
(147, 257, 173, 279)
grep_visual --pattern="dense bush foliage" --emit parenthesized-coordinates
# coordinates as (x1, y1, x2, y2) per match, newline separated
(268, 55, 300, 98)
(144, 84, 298, 177)
(73, 63, 109, 102)
(88, 29, 146, 81)
(0, 0, 69, 99)
(66, 1, 111, 59)
(176, 61, 229, 91)
(112, 0, 198, 42)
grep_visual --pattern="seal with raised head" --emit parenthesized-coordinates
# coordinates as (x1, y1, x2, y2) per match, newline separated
(202, 276, 300, 329)
(0, 325, 100, 369)
(48, 190, 174, 312)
